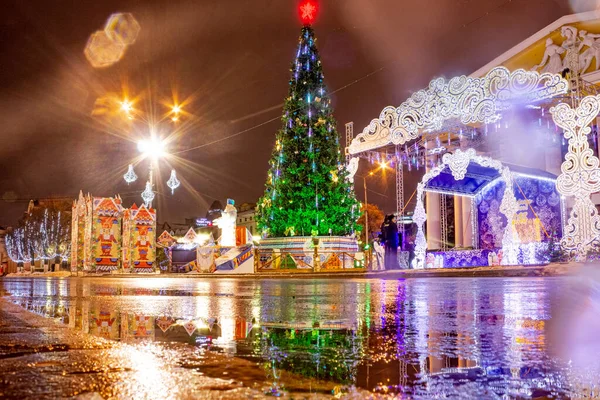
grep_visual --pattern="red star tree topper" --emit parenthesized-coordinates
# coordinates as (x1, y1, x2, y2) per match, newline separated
(299, 0, 318, 25)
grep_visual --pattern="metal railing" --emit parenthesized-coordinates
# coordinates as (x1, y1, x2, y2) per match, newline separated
(255, 248, 369, 273)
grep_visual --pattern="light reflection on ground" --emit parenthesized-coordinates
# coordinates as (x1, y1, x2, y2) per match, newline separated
(1, 275, 599, 398)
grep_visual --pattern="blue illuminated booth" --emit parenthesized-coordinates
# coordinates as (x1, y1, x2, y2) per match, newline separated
(421, 160, 564, 269)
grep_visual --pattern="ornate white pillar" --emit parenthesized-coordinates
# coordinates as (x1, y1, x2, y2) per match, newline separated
(550, 96, 600, 258)
(462, 197, 473, 248)
(454, 196, 463, 248)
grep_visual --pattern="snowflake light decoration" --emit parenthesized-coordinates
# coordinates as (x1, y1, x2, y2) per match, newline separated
(299, 0, 317, 25)
(123, 164, 137, 184)
(166, 169, 180, 194)
(141, 181, 155, 206)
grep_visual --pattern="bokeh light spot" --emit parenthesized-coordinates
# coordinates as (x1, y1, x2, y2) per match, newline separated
(104, 13, 141, 46)
(84, 30, 126, 68)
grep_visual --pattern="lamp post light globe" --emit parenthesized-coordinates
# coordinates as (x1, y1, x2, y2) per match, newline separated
(137, 138, 166, 159)
(127, 137, 181, 207)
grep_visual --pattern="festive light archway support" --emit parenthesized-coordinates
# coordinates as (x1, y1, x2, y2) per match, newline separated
(412, 149, 519, 269)
(550, 95, 600, 258)
(347, 66, 569, 156)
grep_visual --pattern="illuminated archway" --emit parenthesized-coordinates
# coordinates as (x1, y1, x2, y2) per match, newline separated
(412, 149, 518, 269)
(348, 66, 568, 156)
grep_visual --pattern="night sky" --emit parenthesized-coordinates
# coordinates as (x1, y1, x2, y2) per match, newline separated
(0, 0, 592, 225)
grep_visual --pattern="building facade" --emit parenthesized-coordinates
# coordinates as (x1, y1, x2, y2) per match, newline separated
(236, 203, 257, 235)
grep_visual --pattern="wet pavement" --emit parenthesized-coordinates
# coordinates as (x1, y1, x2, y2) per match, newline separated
(1, 274, 599, 399)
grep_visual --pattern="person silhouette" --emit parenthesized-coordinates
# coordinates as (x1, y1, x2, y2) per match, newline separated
(382, 215, 399, 270)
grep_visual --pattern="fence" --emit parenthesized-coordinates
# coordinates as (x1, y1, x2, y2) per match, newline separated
(254, 248, 369, 273)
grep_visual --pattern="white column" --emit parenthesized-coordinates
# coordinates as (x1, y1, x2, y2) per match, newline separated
(426, 194, 441, 249)
(462, 197, 473, 248)
(454, 196, 463, 248)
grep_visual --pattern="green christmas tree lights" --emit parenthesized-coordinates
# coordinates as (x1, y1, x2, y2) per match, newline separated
(256, 24, 359, 237)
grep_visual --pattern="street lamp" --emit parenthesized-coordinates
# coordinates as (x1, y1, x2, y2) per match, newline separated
(125, 137, 180, 208)
(360, 162, 389, 247)
(120, 100, 133, 116)
(117, 96, 185, 208)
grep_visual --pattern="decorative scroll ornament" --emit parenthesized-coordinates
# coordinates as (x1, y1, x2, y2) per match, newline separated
(443, 148, 474, 180)
(166, 169, 180, 194)
(348, 66, 569, 155)
(550, 95, 600, 258)
(413, 149, 516, 269)
(123, 164, 137, 184)
(141, 181, 155, 207)
(346, 157, 359, 181)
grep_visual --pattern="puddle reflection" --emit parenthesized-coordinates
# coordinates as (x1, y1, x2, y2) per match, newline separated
(1, 277, 598, 398)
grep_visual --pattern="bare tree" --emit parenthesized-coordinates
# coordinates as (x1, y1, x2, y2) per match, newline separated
(6, 201, 72, 267)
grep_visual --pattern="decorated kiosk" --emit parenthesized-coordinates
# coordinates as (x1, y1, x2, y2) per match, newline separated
(345, 66, 570, 269)
(71, 192, 157, 274)
(156, 199, 256, 274)
(71, 192, 124, 272)
(412, 148, 564, 269)
(343, 12, 600, 263)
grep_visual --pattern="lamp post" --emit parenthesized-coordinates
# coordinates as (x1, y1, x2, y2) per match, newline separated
(360, 162, 389, 248)
(120, 101, 183, 208)
(363, 174, 370, 249)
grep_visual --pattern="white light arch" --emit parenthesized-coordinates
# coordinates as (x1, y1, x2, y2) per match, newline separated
(412, 149, 519, 269)
(347, 66, 568, 163)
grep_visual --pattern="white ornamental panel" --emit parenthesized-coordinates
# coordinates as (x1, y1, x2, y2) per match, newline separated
(550, 95, 600, 258)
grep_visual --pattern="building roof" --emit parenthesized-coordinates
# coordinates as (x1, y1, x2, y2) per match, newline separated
(471, 10, 600, 78)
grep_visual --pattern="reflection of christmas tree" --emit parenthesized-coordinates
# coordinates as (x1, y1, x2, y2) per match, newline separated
(256, 9, 359, 237)
(257, 327, 361, 384)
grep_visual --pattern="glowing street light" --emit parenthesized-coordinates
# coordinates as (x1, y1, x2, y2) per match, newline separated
(121, 100, 132, 112)
(137, 138, 166, 159)
(120, 100, 134, 119)
(115, 94, 187, 208)
(171, 104, 181, 122)
(122, 137, 177, 207)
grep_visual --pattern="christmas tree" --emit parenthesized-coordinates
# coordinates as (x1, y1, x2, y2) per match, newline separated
(256, 2, 359, 237)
